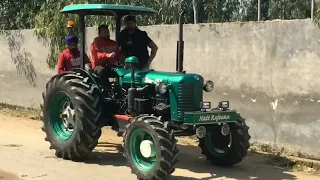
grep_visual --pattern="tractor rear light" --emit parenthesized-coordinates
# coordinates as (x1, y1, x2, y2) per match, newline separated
(219, 101, 229, 109)
(200, 102, 211, 109)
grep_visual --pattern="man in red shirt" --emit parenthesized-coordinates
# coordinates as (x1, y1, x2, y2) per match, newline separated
(90, 24, 120, 89)
(91, 25, 121, 131)
(57, 36, 91, 73)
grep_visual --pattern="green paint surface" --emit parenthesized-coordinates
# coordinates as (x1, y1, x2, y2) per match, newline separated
(61, 4, 157, 15)
(49, 91, 73, 141)
(129, 128, 157, 172)
(125, 56, 139, 64)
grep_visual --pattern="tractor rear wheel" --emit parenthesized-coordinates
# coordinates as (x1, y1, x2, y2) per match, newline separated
(40, 72, 104, 160)
(123, 116, 179, 180)
(198, 114, 251, 166)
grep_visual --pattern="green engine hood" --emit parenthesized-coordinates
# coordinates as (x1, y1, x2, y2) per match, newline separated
(118, 68, 204, 86)
(115, 67, 205, 121)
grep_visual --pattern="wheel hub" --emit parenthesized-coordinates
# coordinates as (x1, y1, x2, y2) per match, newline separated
(221, 123, 230, 136)
(60, 102, 75, 131)
(196, 126, 206, 138)
(139, 140, 156, 158)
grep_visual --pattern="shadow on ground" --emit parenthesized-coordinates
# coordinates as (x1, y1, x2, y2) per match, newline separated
(84, 141, 298, 180)
(83, 141, 126, 166)
(172, 143, 297, 180)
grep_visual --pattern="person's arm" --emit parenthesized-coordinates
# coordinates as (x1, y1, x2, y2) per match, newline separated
(148, 41, 158, 63)
(84, 53, 92, 71)
(144, 32, 158, 64)
(115, 44, 125, 65)
(57, 53, 65, 74)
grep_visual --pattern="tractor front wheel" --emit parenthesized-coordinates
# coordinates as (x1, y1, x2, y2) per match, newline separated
(123, 116, 179, 180)
(198, 114, 251, 166)
(40, 72, 104, 160)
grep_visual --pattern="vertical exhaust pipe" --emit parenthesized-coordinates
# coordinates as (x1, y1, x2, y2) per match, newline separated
(176, 11, 185, 73)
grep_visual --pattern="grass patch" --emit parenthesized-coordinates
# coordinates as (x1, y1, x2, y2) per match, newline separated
(0, 103, 40, 120)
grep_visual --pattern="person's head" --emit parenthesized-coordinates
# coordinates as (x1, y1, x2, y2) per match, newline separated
(124, 15, 137, 31)
(98, 24, 110, 40)
(65, 35, 78, 53)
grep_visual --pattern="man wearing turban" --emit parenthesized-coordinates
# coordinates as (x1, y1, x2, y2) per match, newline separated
(57, 35, 91, 74)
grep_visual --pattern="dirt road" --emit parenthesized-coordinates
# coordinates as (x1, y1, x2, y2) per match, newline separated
(0, 113, 319, 180)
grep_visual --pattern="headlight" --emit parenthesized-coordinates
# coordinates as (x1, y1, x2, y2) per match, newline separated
(155, 82, 168, 94)
(203, 80, 214, 92)
(200, 102, 211, 109)
(219, 101, 229, 109)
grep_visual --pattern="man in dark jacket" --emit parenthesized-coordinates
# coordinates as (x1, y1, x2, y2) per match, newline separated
(118, 15, 158, 70)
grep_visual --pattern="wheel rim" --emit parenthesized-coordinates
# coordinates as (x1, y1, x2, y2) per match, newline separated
(129, 128, 157, 172)
(204, 129, 232, 157)
(49, 91, 75, 141)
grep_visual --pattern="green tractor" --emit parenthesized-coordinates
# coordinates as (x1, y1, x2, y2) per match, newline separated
(40, 3, 251, 180)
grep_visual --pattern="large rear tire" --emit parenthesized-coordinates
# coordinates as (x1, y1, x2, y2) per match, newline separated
(198, 114, 251, 166)
(123, 116, 179, 180)
(40, 72, 104, 160)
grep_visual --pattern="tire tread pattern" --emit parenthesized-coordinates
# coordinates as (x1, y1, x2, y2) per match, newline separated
(123, 115, 179, 180)
(40, 72, 103, 160)
(198, 114, 251, 166)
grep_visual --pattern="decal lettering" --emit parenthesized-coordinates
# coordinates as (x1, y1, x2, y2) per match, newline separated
(144, 77, 154, 83)
(144, 77, 163, 84)
(199, 114, 230, 122)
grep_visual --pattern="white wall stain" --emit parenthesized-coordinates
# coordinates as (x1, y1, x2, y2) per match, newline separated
(305, 99, 315, 102)
(317, 100, 320, 103)
(241, 94, 246, 100)
(251, 98, 256, 103)
(223, 92, 228, 96)
(294, 101, 299, 105)
(280, 98, 285, 102)
(270, 99, 278, 111)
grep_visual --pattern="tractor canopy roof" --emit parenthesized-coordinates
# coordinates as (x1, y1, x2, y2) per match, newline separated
(60, 4, 157, 16)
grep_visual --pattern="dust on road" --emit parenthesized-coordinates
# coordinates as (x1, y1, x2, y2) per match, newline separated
(0, 113, 319, 180)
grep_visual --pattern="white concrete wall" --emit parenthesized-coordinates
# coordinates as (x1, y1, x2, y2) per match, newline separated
(1, 19, 320, 157)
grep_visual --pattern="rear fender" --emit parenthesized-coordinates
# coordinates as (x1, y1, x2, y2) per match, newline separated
(71, 68, 103, 96)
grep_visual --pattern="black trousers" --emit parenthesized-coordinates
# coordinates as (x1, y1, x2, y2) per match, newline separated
(94, 65, 116, 90)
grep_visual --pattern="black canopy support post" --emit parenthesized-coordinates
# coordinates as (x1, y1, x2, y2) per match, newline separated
(79, 13, 86, 70)
(115, 13, 122, 43)
(114, 13, 122, 87)
(177, 11, 185, 73)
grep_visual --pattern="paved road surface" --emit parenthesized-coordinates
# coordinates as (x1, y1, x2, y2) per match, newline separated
(0, 113, 319, 180)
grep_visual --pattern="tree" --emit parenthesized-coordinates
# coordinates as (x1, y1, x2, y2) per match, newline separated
(0, 0, 45, 30)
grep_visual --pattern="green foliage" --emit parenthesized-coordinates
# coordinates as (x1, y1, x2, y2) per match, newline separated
(0, 0, 45, 30)
(34, 0, 86, 68)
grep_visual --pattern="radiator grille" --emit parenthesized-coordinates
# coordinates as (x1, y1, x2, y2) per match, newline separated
(177, 82, 195, 118)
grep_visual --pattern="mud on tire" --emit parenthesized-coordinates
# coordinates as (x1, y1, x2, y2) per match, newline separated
(198, 114, 251, 166)
(123, 116, 179, 180)
(40, 72, 104, 160)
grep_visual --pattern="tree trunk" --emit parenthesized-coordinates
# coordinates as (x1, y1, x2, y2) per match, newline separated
(193, 0, 199, 24)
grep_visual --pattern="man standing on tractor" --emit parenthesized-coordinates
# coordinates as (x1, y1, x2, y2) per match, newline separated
(90, 24, 119, 89)
(57, 35, 91, 73)
(118, 15, 158, 70)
